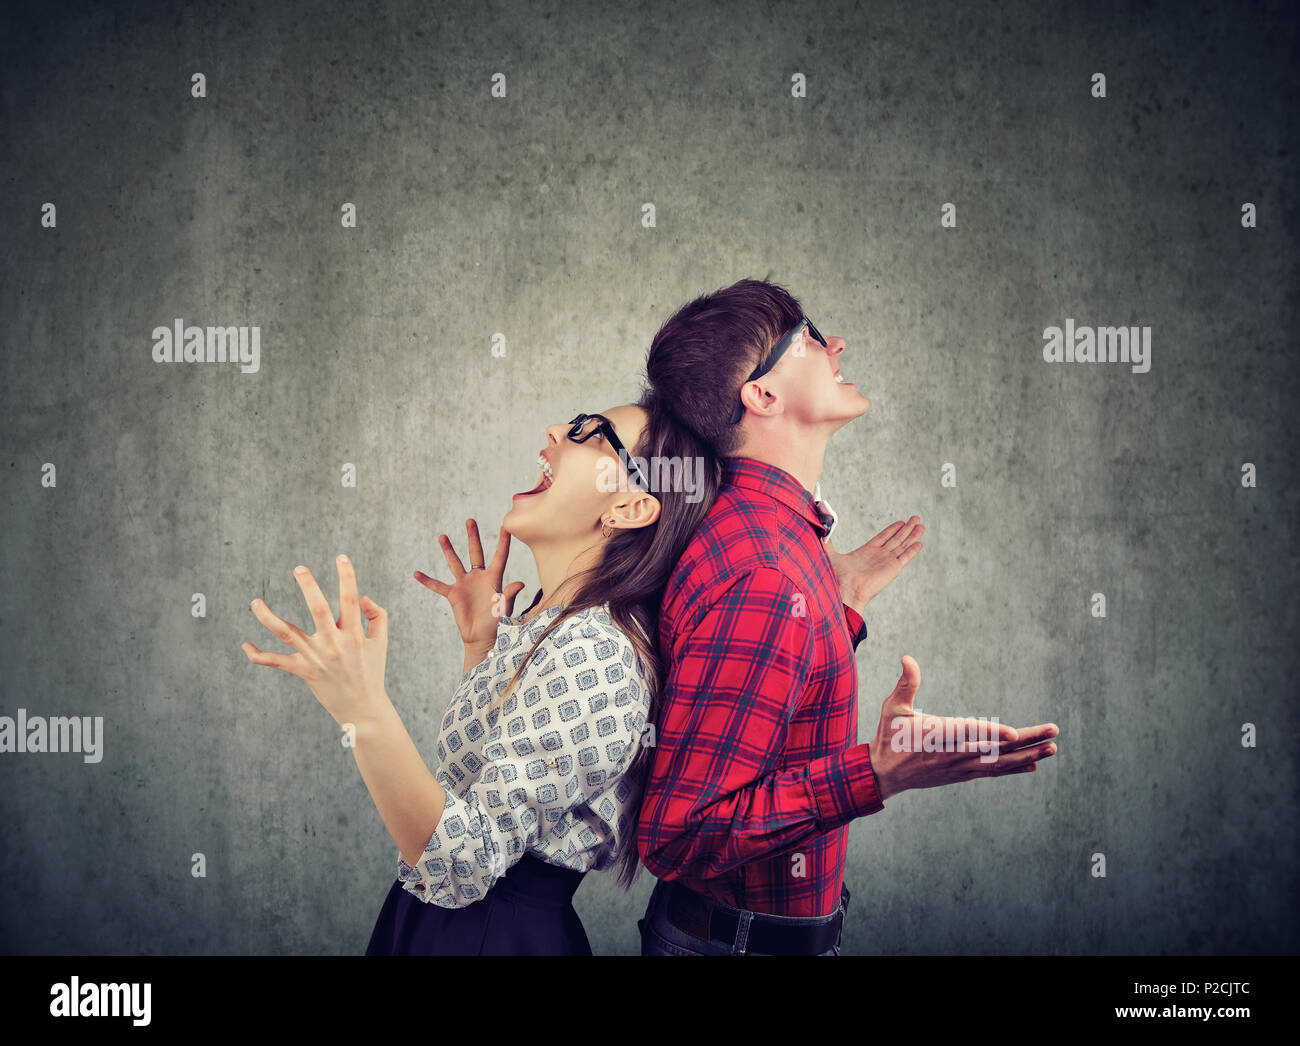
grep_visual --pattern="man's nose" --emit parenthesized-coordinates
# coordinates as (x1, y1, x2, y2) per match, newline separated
(825, 337, 845, 358)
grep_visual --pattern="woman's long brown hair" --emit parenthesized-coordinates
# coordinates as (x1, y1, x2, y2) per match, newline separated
(485, 393, 720, 889)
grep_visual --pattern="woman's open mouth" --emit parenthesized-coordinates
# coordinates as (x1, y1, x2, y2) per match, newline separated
(513, 453, 555, 499)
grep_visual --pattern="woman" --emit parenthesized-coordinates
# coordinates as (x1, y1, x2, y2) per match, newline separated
(242, 398, 718, 954)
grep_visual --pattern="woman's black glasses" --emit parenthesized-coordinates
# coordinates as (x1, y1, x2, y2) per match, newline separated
(567, 414, 650, 491)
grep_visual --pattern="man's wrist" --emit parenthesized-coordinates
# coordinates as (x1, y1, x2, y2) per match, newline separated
(866, 741, 893, 802)
(846, 590, 871, 618)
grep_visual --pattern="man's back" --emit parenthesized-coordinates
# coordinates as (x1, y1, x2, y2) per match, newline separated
(636, 456, 885, 918)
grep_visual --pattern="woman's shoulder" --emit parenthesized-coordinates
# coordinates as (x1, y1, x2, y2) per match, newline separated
(547, 603, 636, 651)
(543, 605, 651, 690)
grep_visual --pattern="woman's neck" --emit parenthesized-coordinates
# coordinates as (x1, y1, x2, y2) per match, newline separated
(524, 539, 600, 622)
(522, 594, 553, 622)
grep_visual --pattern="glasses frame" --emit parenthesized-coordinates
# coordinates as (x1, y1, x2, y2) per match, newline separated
(729, 315, 828, 424)
(567, 413, 651, 492)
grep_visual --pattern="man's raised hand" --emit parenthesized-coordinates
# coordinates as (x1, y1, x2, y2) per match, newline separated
(824, 516, 924, 614)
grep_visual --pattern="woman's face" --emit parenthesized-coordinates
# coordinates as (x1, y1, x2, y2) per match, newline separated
(504, 404, 653, 547)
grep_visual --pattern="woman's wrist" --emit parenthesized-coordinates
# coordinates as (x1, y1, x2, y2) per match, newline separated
(336, 690, 400, 739)
(462, 641, 494, 674)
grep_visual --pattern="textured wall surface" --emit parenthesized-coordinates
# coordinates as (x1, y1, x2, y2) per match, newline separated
(1, 0, 1296, 955)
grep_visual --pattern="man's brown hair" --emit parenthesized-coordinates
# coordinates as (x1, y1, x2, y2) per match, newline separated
(642, 278, 803, 457)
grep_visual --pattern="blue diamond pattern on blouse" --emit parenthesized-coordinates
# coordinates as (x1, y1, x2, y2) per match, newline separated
(395, 603, 652, 908)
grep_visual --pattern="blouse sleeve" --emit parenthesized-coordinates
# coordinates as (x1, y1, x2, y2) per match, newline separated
(396, 615, 650, 907)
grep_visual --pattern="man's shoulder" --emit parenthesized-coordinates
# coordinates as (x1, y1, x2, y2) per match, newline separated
(673, 485, 787, 576)
(664, 495, 802, 630)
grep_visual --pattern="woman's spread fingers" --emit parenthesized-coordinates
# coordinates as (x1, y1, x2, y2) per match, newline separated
(466, 519, 486, 570)
(489, 526, 511, 574)
(241, 641, 301, 675)
(249, 598, 309, 650)
(501, 580, 526, 615)
(438, 534, 467, 578)
(413, 570, 449, 596)
(360, 595, 388, 644)
(334, 554, 362, 632)
(291, 566, 336, 633)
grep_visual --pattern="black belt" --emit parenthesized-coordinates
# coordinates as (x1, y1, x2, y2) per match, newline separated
(662, 880, 849, 955)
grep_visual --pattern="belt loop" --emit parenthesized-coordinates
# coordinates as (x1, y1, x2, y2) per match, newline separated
(732, 907, 753, 956)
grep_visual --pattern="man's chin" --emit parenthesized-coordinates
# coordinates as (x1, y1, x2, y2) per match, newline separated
(832, 396, 870, 422)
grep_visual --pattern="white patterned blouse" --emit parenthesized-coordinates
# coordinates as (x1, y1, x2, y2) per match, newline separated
(396, 602, 653, 907)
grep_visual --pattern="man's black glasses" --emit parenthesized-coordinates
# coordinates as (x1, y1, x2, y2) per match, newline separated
(568, 414, 650, 491)
(729, 315, 827, 424)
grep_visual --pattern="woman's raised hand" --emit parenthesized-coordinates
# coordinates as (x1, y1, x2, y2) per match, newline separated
(415, 519, 525, 658)
(242, 555, 391, 729)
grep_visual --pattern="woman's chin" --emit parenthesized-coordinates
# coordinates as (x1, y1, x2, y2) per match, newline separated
(501, 509, 532, 545)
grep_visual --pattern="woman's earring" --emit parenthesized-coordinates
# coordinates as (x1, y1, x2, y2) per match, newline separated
(601, 519, 614, 538)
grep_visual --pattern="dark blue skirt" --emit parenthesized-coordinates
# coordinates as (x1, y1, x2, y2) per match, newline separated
(365, 853, 592, 955)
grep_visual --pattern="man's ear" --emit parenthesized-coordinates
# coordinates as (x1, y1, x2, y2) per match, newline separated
(739, 379, 782, 419)
(608, 490, 661, 530)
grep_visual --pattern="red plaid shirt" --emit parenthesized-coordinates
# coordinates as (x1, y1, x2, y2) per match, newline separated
(636, 456, 886, 917)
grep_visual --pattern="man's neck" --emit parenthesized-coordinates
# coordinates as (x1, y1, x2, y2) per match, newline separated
(733, 431, 829, 495)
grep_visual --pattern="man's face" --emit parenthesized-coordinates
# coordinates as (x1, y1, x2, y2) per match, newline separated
(761, 326, 870, 428)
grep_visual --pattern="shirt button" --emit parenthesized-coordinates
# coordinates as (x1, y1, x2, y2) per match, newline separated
(413, 884, 425, 891)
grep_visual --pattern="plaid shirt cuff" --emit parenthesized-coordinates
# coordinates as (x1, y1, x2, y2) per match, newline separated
(810, 743, 885, 828)
(843, 604, 868, 650)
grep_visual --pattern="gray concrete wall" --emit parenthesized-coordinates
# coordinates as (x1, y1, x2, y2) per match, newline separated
(1, 0, 1296, 954)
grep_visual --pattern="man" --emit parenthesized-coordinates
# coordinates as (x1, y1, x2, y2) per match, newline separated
(635, 278, 1059, 956)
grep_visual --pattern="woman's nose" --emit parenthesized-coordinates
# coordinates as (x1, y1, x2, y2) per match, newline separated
(545, 424, 565, 443)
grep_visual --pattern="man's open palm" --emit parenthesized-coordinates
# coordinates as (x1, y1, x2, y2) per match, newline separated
(825, 516, 924, 613)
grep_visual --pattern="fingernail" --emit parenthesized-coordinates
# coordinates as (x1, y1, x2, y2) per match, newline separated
(338, 554, 348, 563)
(294, 565, 307, 575)
(250, 600, 258, 609)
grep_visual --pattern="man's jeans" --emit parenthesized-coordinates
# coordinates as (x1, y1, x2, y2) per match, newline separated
(637, 878, 846, 956)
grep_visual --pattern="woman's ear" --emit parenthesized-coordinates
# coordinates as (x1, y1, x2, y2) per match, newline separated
(608, 491, 661, 531)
